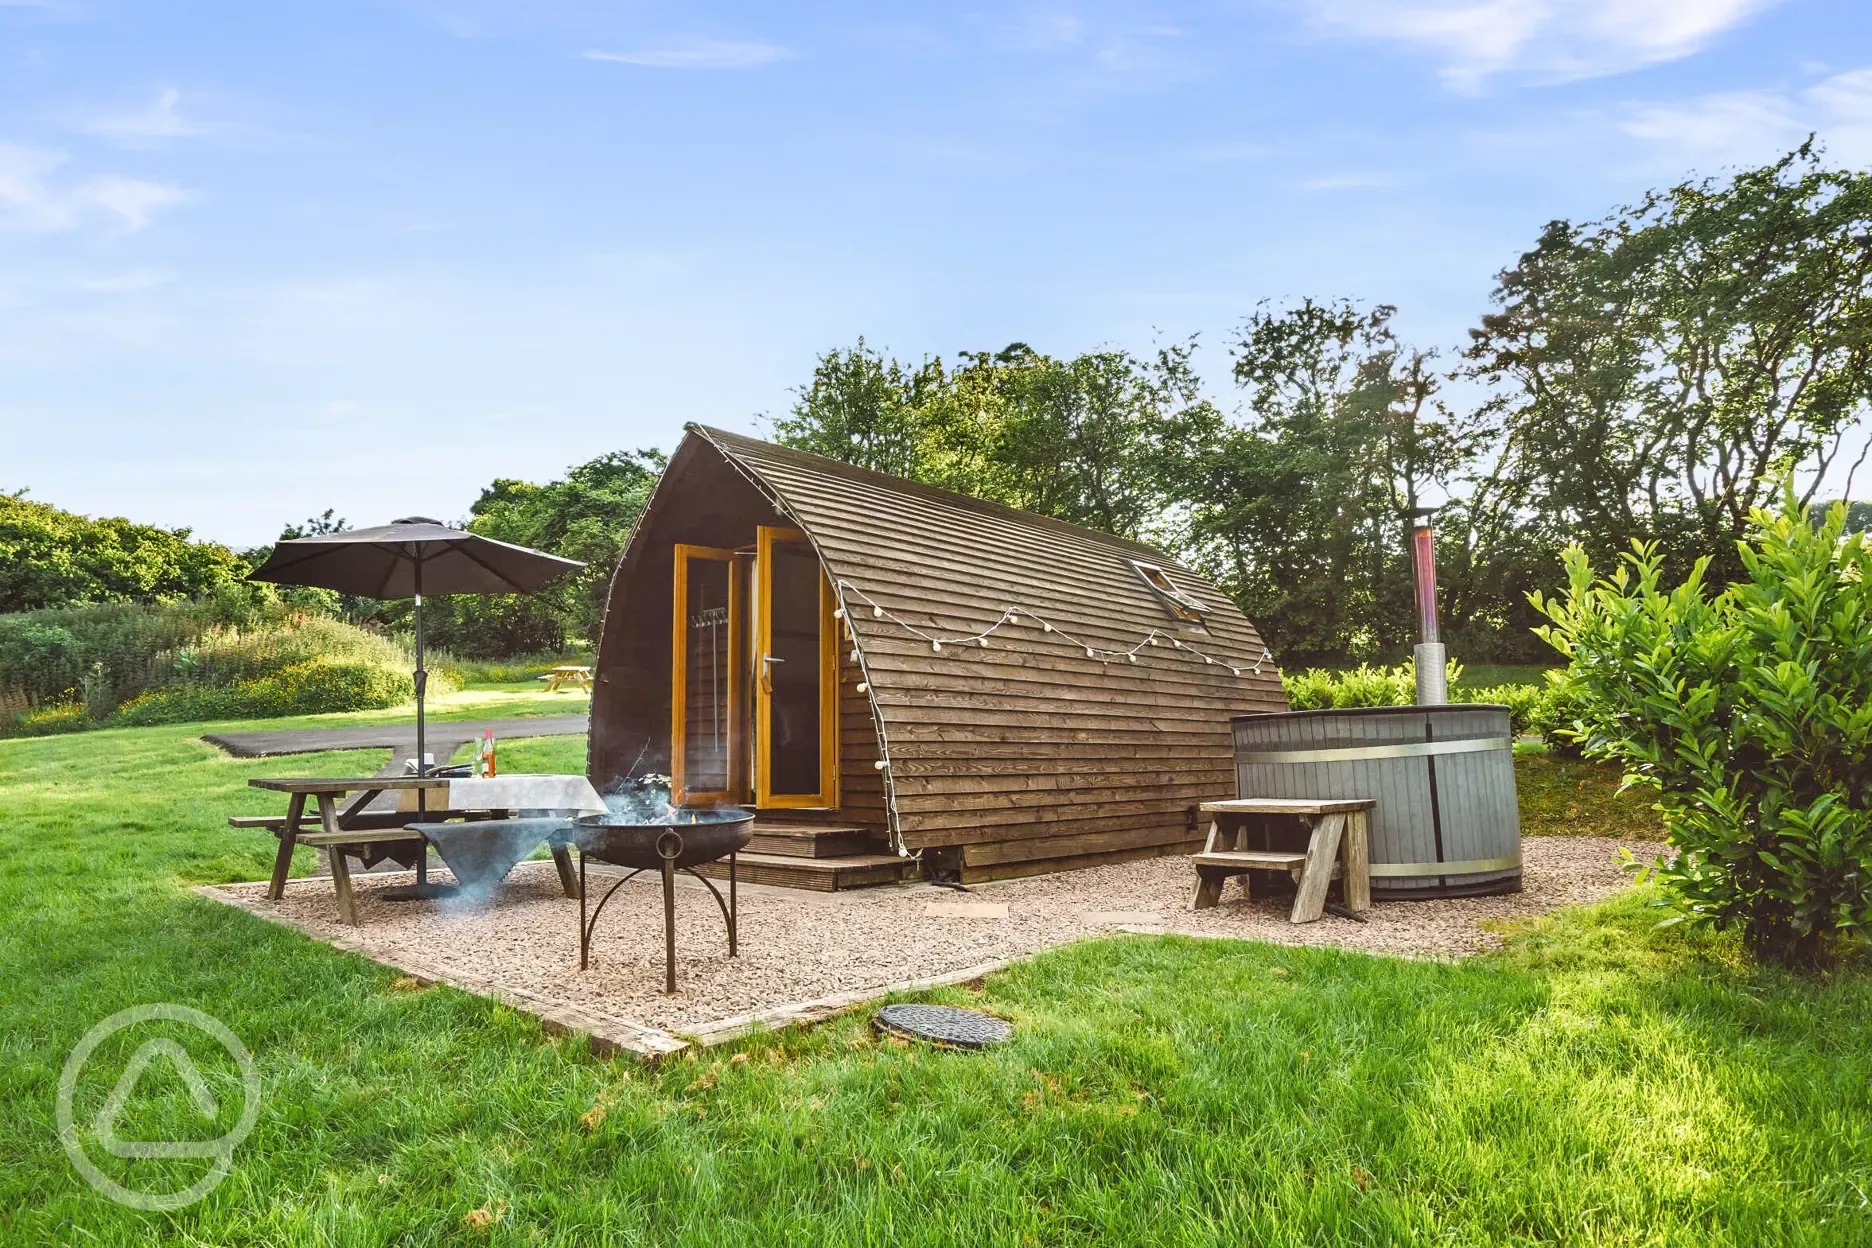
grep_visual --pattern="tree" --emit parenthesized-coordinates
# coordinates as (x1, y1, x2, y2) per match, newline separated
(1460, 141, 1872, 599)
(280, 509, 349, 539)
(398, 449, 665, 656)
(958, 341, 1215, 542)
(0, 493, 246, 614)
(1171, 301, 1472, 662)
(773, 339, 1212, 543)
(769, 338, 945, 480)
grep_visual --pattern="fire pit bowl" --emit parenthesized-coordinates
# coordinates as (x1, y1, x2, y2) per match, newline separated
(568, 810, 754, 871)
(567, 787, 754, 993)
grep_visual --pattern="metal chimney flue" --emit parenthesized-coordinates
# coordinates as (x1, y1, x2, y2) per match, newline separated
(1409, 509, 1447, 705)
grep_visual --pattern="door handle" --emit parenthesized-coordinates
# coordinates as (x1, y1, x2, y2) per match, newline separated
(760, 653, 783, 694)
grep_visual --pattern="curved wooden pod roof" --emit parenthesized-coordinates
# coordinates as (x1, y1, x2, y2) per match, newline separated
(594, 425, 1287, 864)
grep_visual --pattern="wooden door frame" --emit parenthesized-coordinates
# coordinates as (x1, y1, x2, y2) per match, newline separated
(753, 525, 840, 809)
(671, 543, 742, 806)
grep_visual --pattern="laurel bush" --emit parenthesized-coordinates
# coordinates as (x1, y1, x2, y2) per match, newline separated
(1532, 491, 1872, 967)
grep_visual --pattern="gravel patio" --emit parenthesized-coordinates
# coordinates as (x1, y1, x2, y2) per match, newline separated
(200, 834, 1664, 1057)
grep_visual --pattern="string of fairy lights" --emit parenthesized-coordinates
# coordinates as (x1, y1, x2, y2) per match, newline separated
(831, 579, 1273, 678)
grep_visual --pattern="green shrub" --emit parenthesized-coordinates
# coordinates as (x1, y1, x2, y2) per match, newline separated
(0, 594, 296, 710)
(1283, 660, 1436, 710)
(0, 597, 454, 731)
(1282, 660, 1574, 740)
(107, 659, 447, 726)
(1531, 490, 1872, 968)
(5, 701, 88, 737)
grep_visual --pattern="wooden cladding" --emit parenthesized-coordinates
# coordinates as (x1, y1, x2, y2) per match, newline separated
(685, 427, 1287, 875)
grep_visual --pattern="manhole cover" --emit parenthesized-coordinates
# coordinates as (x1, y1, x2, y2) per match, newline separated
(873, 1004, 1013, 1049)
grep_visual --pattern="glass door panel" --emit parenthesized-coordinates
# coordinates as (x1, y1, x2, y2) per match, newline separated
(671, 544, 739, 805)
(755, 526, 837, 807)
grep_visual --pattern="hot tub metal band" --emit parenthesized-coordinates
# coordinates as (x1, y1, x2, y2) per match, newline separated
(1368, 855, 1521, 877)
(1233, 737, 1512, 765)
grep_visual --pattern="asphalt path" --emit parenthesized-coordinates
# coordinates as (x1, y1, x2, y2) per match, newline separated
(202, 714, 589, 761)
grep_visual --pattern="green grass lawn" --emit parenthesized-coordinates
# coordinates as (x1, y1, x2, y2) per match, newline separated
(2, 711, 1868, 1245)
(1453, 663, 1554, 690)
(1514, 752, 1662, 839)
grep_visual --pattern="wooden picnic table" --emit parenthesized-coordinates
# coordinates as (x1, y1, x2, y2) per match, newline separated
(540, 664, 594, 692)
(1189, 797, 1374, 923)
(243, 776, 577, 924)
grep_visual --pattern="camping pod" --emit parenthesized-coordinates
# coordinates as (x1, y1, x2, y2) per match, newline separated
(589, 425, 1287, 886)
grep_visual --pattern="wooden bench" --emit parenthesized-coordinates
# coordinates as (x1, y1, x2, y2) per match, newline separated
(1190, 798, 1374, 923)
(299, 827, 428, 926)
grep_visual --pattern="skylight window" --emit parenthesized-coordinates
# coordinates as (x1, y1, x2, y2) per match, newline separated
(1130, 560, 1207, 627)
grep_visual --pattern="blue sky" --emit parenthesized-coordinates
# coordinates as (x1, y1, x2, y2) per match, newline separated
(4, 0, 1870, 547)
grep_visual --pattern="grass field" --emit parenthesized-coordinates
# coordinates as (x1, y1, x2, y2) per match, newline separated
(2, 702, 1868, 1245)
(1453, 663, 1553, 690)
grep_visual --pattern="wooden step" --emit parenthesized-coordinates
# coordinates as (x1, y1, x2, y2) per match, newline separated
(695, 851, 911, 893)
(1192, 851, 1308, 871)
(745, 821, 886, 859)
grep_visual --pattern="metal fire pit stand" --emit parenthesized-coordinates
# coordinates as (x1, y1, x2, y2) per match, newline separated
(576, 830, 739, 994)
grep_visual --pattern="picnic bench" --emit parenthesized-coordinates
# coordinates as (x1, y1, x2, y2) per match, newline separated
(538, 664, 594, 692)
(1189, 797, 1374, 923)
(241, 776, 579, 925)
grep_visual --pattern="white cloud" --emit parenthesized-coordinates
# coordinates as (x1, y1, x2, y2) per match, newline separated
(1301, 0, 1782, 89)
(0, 143, 73, 230)
(1620, 67, 1872, 167)
(582, 40, 791, 69)
(0, 143, 192, 233)
(83, 88, 207, 147)
(78, 176, 194, 233)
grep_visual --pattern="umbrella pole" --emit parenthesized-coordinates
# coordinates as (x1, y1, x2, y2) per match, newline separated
(414, 560, 428, 886)
(382, 558, 454, 904)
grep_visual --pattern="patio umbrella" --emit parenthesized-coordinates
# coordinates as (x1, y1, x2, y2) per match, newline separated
(247, 518, 585, 895)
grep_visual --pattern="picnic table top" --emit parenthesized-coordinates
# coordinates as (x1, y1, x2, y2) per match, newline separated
(249, 775, 450, 794)
(549, 664, 593, 673)
(1199, 798, 1376, 815)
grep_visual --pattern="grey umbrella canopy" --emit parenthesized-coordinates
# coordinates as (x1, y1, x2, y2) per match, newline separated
(246, 518, 585, 599)
(247, 518, 585, 897)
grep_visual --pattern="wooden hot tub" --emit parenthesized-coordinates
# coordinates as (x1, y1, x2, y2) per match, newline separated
(1230, 705, 1522, 898)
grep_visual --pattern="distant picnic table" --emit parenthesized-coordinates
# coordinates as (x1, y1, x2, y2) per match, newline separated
(539, 664, 594, 692)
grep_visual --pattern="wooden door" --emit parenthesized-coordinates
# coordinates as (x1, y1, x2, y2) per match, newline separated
(753, 526, 839, 808)
(671, 544, 741, 805)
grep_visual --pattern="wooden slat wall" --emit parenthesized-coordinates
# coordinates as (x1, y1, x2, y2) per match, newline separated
(694, 426, 1288, 878)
